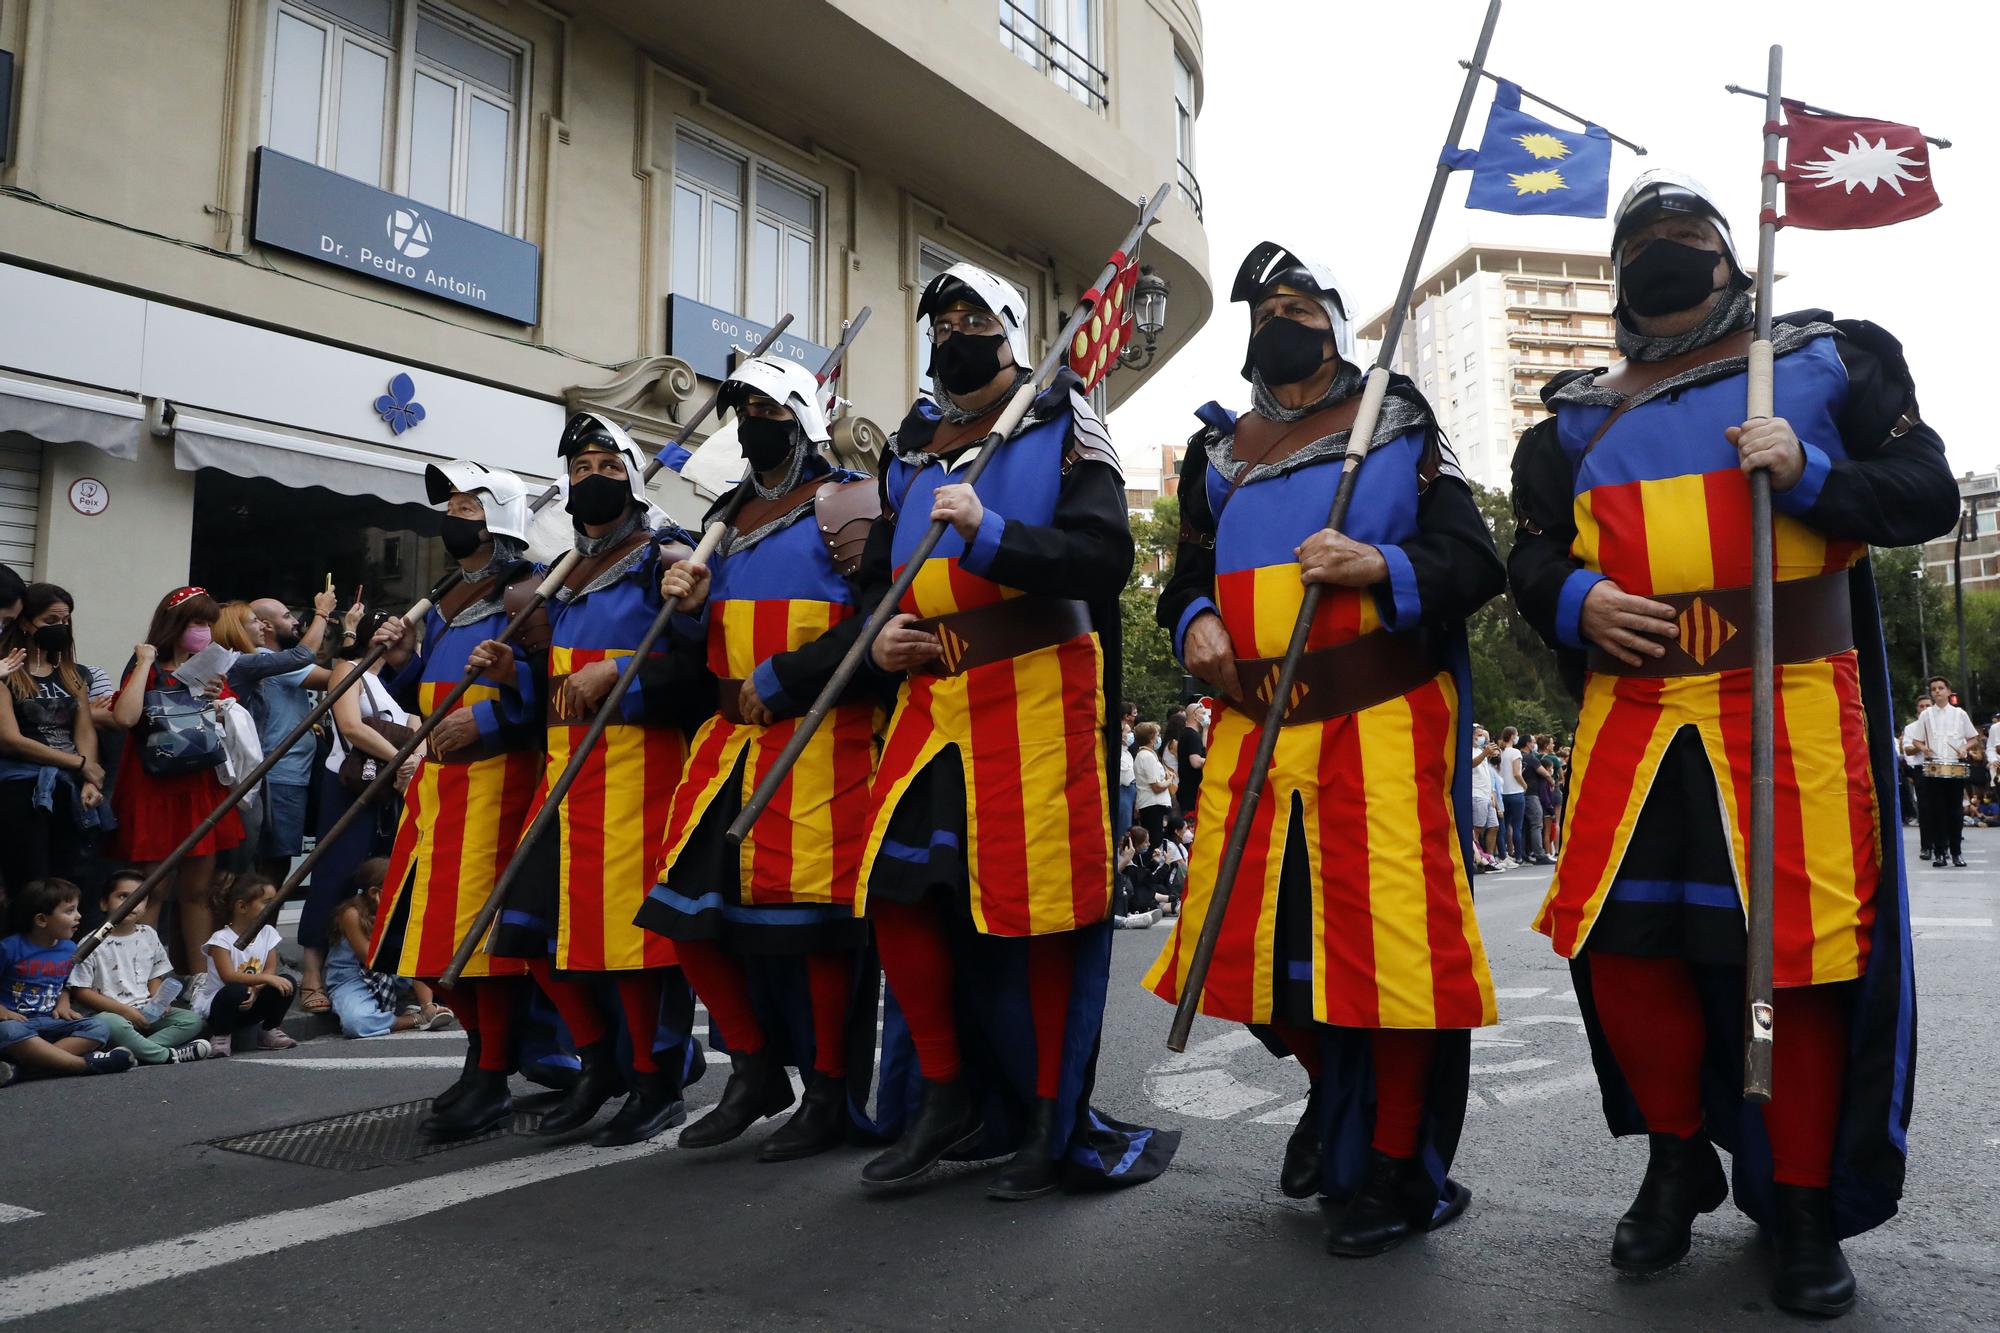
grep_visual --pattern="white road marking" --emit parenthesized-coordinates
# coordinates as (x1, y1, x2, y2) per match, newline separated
(0, 1130, 684, 1323)
(1248, 1096, 1309, 1126)
(1492, 1068, 1600, 1107)
(1151, 1027, 1264, 1073)
(0, 1204, 43, 1225)
(1492, 986, 1549, 999)
(1469, 1057, 1557, 1076)
(1146, 1068, 1280, 1119)
(236, 1056, 467, 1070)
(1503, 1014, 1586, 1028)
(1910, 916, 1994, 927)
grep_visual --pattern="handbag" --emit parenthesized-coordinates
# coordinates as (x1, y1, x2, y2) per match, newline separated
(139, 687, 226, 777)
(338, 716, 417, 794)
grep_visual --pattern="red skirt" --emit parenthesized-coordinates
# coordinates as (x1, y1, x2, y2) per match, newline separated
(112, 746, 244, 861)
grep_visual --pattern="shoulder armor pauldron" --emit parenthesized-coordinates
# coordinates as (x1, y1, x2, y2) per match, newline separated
(814, 476, 881, 577)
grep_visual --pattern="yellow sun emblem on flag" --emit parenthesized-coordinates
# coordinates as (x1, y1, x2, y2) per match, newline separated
(1514, 131, 1571, 160)
(1509, 169, 1569, 196)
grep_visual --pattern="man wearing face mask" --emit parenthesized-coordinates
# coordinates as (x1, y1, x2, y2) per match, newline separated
(478, 414, 708, 1149)
(1147, 241, 1503, 1258)
(363, 461, 547, 1139)
(1509, 171, 1956, 1315)
(634, 354, 879, 1160)
(852, 262, 1176, 1198)
(239, 591, 338, 880)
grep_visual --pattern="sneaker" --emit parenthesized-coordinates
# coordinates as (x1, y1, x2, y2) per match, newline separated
(84, 1049, 136, 1075)
(423, 1006, 458, 1032)
(168, 1039, 215, 1064)
(258, 1028, 299, 1051)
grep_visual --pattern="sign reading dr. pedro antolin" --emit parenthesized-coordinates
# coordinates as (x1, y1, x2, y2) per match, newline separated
(250, 148, 540, 324)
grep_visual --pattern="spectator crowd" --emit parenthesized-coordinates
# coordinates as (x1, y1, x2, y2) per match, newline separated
(0, 563, 454, 1088)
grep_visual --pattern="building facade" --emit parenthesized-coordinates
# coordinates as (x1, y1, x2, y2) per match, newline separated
(1920, 470, 1998, 595)
(0, 0, 1209, 672)
(1356, 243, 1615, 492)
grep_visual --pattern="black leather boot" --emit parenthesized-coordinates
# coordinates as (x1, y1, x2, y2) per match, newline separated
(1771, 1184, 1856, 1316)
(1280, 1086, 1324, 1199)
(590, 1069, 687, 1147)
(421, 1032, 482, 1127)
(424, 1068, 514, 1141)
(861, 1077, 983, 1187)
(533, 1040, 625, 1138)
(1324, 1151, 1438, 1257)
(759, 1075, 850, 1162)
(679, 1048, 795, 1150)
(987, 1097, 1064, 1201)
(1610, 1132, 1729, 1274)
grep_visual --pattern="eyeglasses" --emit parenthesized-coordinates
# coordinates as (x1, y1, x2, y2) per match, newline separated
(930, 311, 1004, 342)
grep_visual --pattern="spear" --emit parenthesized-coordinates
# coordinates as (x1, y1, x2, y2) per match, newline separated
(723, 184, 1172, 847)
(1740, 44, 1784, 1103)
(235, 316, 798, 948)
(437, 309, 872, 985)
(1164, 0, 1503, 1052)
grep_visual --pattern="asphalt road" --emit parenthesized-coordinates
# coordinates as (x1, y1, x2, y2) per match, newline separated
(3, 827, 1994, 1331)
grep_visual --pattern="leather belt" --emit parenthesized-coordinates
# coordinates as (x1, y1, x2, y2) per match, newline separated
(1232, 630, 1444, 727)
(909, 597, 1092, 677)
(1586, 569, 1852, 678)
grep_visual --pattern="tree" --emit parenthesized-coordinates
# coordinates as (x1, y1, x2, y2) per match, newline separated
(1120, 495, 1188, 722)
(1870, 544, 1948, 715)
(1465, 481, 1578, 743)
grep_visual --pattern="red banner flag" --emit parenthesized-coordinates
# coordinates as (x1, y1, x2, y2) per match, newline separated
(1778, 99, 1940, 230)
(1067, 247, 1140, 392)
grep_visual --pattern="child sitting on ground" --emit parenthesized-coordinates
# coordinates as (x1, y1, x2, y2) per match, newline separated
(326, 857, 453, 1039)
(68, 869, 214, 1065)
(0, 879, 135, 1080)
(191, 875, 298, 1054)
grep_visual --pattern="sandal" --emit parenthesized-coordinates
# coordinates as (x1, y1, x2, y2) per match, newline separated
(301, 987, 332, 1015)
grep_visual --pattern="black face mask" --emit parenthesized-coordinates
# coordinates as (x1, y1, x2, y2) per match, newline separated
(32, 623, 71, 655)
(1619, 240, 1728, 318)
(930, 331, 1007, 397)
(738, 417, 799, 475)
(1248, 316, 1332, 386)
(566, 472, 632, 526)
(439, 515, 490, 559)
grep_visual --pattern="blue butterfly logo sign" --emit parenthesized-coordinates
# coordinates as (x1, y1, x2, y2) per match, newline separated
(374, 373, 426, 434)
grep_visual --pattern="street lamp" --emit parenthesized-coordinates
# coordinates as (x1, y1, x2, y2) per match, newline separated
(1954, 504, 1975, 705)
(1913, 564, 1930, 681)
(1118, 266, 1171, 370)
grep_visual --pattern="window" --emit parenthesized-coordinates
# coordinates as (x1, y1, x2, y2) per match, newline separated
(1173, 50, 1201, 218)
(670, 129, 822, 337)
(915, 239, 1030, 396)
(999, 0, 1106, 112)
(265, 2, 524, 232)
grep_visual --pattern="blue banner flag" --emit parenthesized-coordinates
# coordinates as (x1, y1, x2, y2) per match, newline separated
(1444, 81, 1612, 217)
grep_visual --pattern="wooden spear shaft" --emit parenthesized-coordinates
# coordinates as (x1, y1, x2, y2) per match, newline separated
(1165, 0, 1503, 1053)
(437, 310, 871, 985)
(1741, 43, 1784, 1104)
(723, 185, 1172, 846)
(237, 316, 796, 948)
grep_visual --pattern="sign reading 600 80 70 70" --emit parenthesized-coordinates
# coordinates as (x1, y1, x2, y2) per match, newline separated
(249, 148, 541, 325)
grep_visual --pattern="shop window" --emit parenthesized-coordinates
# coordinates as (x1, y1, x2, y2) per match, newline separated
(670, 129, 822, 338)
(265, 1, 524, 232)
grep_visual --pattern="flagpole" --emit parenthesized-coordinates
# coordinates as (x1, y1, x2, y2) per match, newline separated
(1456, 62, 1648, 154)
(1742, 43, 1783, 1105)
(1165, 0, 1504, 1054)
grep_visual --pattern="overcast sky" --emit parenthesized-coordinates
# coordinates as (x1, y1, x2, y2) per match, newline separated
(1110, 0, 1992, 490)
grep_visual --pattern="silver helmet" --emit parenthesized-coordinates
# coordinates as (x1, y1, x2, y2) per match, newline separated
(1231, 240, 1356, 379)
(423, 459, 529, 542)
(1610, 169, 1748, 305)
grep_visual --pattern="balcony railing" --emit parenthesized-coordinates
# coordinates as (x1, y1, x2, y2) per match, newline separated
(1177, 160, 1203, 219)
(1000, 0, 1109, 112)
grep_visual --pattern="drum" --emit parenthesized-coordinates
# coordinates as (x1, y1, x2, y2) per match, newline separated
(1923, 761, 1970, 780)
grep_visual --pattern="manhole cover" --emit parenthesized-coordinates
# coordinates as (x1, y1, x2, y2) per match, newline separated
(210, 1098, 545, 1171)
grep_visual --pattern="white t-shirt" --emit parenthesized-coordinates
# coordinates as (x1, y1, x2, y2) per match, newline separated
(324, 668, 413, 775)
(1468, 745, 1493, 801)
(1497, 746, 1526, 796)
(68, 925, 172, 1008)
(192, 924, 284, 1016)
(1986, 720, 2000, 767)
(1134, 747, 1171, 810)
(1911, 703, 1978, 765)
(1901, 718, 1927, 769)
(1119, 742, 1135, 789)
